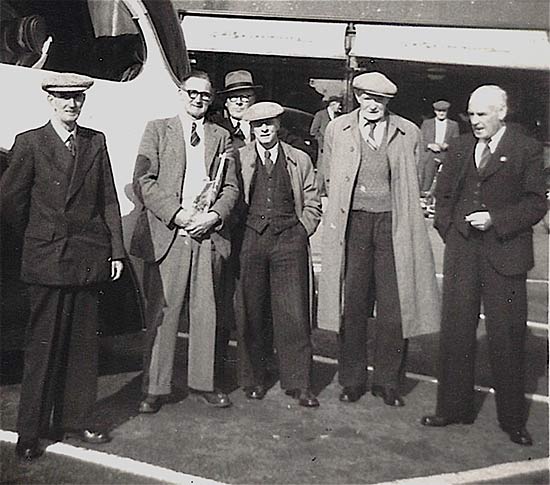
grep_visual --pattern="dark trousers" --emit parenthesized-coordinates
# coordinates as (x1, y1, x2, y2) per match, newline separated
(236, 223, 312, 390)
(17, 285, 99, 440)
(339, 211, 406, 390)
(436, 226, 527, 430)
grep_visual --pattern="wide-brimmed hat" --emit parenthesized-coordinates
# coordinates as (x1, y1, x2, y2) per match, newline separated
(42, 72, 94, 93)
(218, 70, 262, 94)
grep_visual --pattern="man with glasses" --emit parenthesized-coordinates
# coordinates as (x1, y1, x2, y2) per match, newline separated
(318, 72, 440, 407)
(131, 70, 239, 413)
(1, 73, 124, 461)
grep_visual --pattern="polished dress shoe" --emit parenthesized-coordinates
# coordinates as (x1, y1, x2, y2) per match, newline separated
(244, 385, 267, 400)
(285, 389, 320, 408)
(190, 388, 232, 408)
(15, 438, 43, 462)
(502, 426, 533, 446)
(421, 414, 475, 427)
(65, 428, 112, 444)
(339, 386, 365, 403)
(139, 394, 167, 414)
(371, 385, 405, 407)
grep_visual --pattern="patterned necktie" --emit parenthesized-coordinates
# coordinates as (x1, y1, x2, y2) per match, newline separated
(66, 134, 76, 156)
(477, 139, 492, 172)
(234, 121, 245, 141)
(190, 122, 200, 147)
(366, 121, 378, 150)
(264, 150, 273, 173)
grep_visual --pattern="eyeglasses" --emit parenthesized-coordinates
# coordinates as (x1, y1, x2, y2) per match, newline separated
(227, 94, 252, 103)
(185, 89, 213, 102)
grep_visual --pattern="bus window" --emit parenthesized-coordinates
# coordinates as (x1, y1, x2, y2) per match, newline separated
(0, 0, 146, 82)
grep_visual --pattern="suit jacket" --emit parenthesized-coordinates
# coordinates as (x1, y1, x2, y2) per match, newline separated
(0, 122, 124, 286)
(310, 108, 333, 155)
(420, 117, 460, 165)
(212, 115, 247, 150)
(434, 126, 547, 275)
(130, 116, 239, 262)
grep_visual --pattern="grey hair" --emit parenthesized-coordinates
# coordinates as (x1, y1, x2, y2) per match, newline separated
(470, 85, 508, 110)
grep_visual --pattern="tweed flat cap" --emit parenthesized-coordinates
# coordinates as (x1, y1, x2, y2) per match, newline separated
(433, 100, 451, 110)
(242, 101, 284, 122)
(218, 70, 262, 94)
(352, 72, 397, 98)
(42, 73, 94, 93)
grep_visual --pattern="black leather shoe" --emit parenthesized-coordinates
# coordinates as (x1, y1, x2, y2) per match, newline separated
(371, 385, 405, 407)
(138, 394, 167, 414)
(244, 385, 267, 400)
(15, 438, 43, 462)
(502, 427, 533, 446)
(421, 415, 475, 427)
(65, 429, 112, 444)
(339, 386, 365, 403)
(285, 389, 320, 408)
(190, 389, 232, 408)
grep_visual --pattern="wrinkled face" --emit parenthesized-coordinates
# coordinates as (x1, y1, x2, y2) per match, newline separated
(251, 117, 280, 149)
(434, 109, 448, 121)
(354, 90, 389, 121)
(180, 76, 214, 119)
(47, 92, 85, 127)
(225, 89, 256, 120)
(468, 94, 506, 140)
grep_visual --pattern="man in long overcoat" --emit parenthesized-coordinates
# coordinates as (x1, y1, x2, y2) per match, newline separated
(0, 73, 124, 461)
(318, 72, 440, 406)
(421, 85, 546, 446)
(131, 70, 239, 412)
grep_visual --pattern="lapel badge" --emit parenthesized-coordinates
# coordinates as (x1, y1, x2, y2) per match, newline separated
(499, 156, 508, 163)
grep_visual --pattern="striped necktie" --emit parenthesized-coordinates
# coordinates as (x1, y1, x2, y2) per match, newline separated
(264, 150, 274, 173)
(190, 122, 200, 147)
(366, 121, 378, 150)
(66, 134, 76, 156)
(477, 139, 492, 172)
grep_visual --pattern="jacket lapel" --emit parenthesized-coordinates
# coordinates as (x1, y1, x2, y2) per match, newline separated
(343, 111, 361, 179)
(240, 143, 257, 204)
(65, 126, 94, 204)
(479, 128, 512, 180)
(204, 122, 221, 176)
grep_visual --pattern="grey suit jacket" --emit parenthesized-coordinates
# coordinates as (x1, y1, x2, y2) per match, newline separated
(130, 116, 239, 262)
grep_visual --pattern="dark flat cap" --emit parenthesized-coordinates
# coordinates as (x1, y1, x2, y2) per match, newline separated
(352, 72, 397, 98)
(242, 102, 284, 122)
(42, 73, 94, 93)
(433, 100, 451, 110)
(218, 70, 262, 94)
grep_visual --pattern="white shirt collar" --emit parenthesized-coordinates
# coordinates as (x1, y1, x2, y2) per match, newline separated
(486, 125, 506, 153)
(179, 113, 205, 144)
(50, 118, 77, 143)
(256, 142, 279, 164)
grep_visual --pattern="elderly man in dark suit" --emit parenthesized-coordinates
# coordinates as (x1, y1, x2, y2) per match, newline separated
(235, 102, 322, 407)
(421, 85, 547, 446)
(0, 73, 124, 461)
(419, 100, 460, 195)
(131, 70, 239, 413)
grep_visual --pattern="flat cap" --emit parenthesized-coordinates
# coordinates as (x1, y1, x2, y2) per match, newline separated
(242, 101, 284, 122)
(352, 72, 397, 98)
(42, 72, 94, 93)
(433, 100, 451, 110)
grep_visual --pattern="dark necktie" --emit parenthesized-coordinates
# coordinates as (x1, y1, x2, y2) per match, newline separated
(190, 122, 200, 147)
(66, 134, 76, 157)
(365, 121, 378, 150)
(234, 121, 245, 141)
(264, 150, 273, 173)
(477, 139, 491, 172)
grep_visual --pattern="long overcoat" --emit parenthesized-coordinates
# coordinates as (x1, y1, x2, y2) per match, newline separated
(317, 110, 440, 338)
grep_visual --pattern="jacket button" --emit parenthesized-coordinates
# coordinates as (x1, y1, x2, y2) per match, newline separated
(86, 267, 91, 272)
(260, 215, 265, 220)
(340, 208, 346, 213)
(345, 176, 350, 182)
(350, 147, 355, 152)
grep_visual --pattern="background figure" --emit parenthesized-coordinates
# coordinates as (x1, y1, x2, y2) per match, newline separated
(421, 85, 547, 446)
(131, 70, 239, 413)
(310, 95, 342, 196)
(235, 102, 322, 407)
(318, 72, 440, 407)
(419, 100, 459, 196)
(0, 73, 124, 461)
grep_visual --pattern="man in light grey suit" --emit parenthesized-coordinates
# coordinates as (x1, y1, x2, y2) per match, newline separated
(131, 70, 239, 412)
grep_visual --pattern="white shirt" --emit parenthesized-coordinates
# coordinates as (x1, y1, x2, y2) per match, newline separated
(434, 118, 447, 144)
(231, 117, 252, 142)
(51, 117, 77, 147)
(179, 113, 208, 210)
(256, 142, 279, 165)
(359, 115, 387, 148)
(475, 125, 506, 167)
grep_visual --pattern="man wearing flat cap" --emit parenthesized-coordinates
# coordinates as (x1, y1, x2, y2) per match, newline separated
(318, 72, 440, 406)
(1, 73, 124, 461)
(310, 95, 343, 195)
(234, 101, 322, 407)
(420, 100, 459, 196)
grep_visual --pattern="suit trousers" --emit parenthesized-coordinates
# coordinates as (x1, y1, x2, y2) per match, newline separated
(236, 223, 312, 390)
(142, 234, 222, 395)
(436, 226, 527, 429)
(339, 211, 406, 390)
(17, 285, 99, 440)
(421, 156, 441, 193)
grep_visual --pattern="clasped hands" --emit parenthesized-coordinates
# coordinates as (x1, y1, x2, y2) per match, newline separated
(174, 208, 220, 238)
(465, 211, 492, 231)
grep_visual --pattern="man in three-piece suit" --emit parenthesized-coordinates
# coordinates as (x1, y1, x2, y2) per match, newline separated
(421, 85, 547, 446)
(131, 70, 239, 413)
(0, 73, 124, 461)
(234, 102, 322, 407)
(419, 100, 460, 194)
